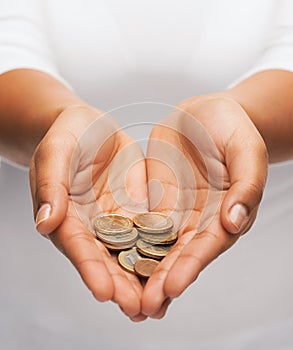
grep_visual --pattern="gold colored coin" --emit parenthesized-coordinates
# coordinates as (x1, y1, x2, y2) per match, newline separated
(96, 228, 138, 245)
(94, 214, 133, 234)
(134, 258, 159, 278)
(138, 230, 177, 245)
(118, 248, 143, 273)
(133, 212, 173, 233)
(136, 239, 172, 259)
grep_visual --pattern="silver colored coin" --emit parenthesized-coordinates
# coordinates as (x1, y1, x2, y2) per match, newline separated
(136, 239, 172, 259)
(138, 230, 177, 245)
(94, 214, 133, 234)
(96, 228, 138, 245)
(118, 248, 143, 273)
(133, 212, 173, 234)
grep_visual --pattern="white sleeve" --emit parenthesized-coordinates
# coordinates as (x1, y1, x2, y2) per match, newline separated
(0, 0, 67, 85)
(230, 0, 293, 86)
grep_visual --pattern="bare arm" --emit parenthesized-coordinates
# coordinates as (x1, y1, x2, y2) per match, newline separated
(226, 69, 293, 163)
(0, 68, 150, 320)
(0, 69, 84, 165)
(142, 69, 293, 316)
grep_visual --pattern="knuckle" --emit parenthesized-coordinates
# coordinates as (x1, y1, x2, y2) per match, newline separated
(179, 252, 204, 268)
(37, 137, 68, 157)
(246, 181, 265, 204)
(36, 180, 67, 202)
(151, 266, 169, 282)
(33, 140, 52, 164)
(34, 132, 76, 165)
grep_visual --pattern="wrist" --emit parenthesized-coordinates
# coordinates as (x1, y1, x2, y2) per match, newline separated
(224, 71, 293, 162)
(177, 92, 269, 164)
(187, 91, 269, 155)
(0, 69, 89, 165)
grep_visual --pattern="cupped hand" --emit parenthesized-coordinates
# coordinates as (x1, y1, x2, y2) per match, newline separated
(142, 95, 268, 318)
(30, 105, 148, 321)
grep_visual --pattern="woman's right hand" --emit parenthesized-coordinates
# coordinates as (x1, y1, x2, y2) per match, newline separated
(29, 105, 149, 321)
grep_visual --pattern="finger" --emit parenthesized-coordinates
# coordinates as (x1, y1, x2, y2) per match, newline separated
(104, 257, 143, 318)
(129, 314, 148, 322)
(141, 250, 179, 316)
(31, 133, 74, 235)
(55, 237, 114, 302)
(164, 218, 239, 298)
(49, 205, 114, 302)
(52, 207, 144, 316)
(221, 124, 268, 234)
(141, 232, 193, 316)
(148, 297, 172, 320)
(31, 106, 105, 236)
(106, 138, 148, 217)
(143, 127, 194, 315)
(52, 202, 145, 316)
(146, 126, 199, 233)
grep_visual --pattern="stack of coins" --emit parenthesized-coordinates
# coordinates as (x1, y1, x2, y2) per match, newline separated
(94, 214, 138, 251)
(133, 212, 176, 260)
(93, 212, 177, 277)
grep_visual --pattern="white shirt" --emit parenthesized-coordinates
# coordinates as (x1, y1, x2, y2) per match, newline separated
(0, 1, 293, 349)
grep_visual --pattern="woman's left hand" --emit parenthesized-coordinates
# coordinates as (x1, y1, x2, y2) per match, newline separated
(141, 94, 268, 318)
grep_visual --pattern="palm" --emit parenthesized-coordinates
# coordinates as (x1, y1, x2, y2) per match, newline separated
(142, 97, 266, 317)
(33, 110, 148, 321)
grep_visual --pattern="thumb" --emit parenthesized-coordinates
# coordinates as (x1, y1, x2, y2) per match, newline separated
(30, 135, 74, 236)
(220, 134, 268, 235)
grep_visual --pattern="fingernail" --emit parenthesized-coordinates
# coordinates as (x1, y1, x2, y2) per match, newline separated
(36, 203, 51, 227)
(229, 203, 248, 234)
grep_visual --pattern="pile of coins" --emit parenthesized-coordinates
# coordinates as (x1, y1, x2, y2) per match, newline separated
(93, 212, 177, 278)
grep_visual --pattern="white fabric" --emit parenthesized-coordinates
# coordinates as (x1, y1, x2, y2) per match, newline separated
(0, 1, 293, 349)
(0, 0, 66, 84)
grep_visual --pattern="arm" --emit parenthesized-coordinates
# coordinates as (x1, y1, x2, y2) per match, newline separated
(0, 69, 84, 165)
(142, 69, 293, 317)
(0, 3, 149, 321)
(0, 68, 149, 321)
(226, 69, 293, 163)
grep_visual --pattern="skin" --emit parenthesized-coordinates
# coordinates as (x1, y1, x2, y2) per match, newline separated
(30, 106, 149, 321)
(142, 96, 268, 316)
(0, 68, 293, 321)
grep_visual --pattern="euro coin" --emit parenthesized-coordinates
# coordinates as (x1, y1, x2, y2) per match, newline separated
(136, 239, 172, 259)
(94, 214, 133, 234)
(96, 228, 138, 246)
(134, 258, 159, 278)
(138, 230, 177, 245)
(103, 240, 136, 251)
(133, 212, 173, 233)
(118, 248, 143, 273)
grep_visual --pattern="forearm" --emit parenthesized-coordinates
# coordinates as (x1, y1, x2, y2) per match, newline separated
(225, 69, 293, 163)
(0, 69, 84, 165)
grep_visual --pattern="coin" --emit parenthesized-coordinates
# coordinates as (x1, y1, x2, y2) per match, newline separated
(96, 228, 138, 245)
(136, 239, 172, 259)
(133, 212, 173, 233)
(103, 240, 136, 251)
(94, 214, 133, 234)
(138, 230, 177, 245)
(118, 248, 143, 273)
(134, 258, 159, 278)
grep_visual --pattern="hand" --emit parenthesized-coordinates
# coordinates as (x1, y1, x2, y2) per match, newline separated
(30, 105, 148, 321)
(142, 95, 268, 318)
